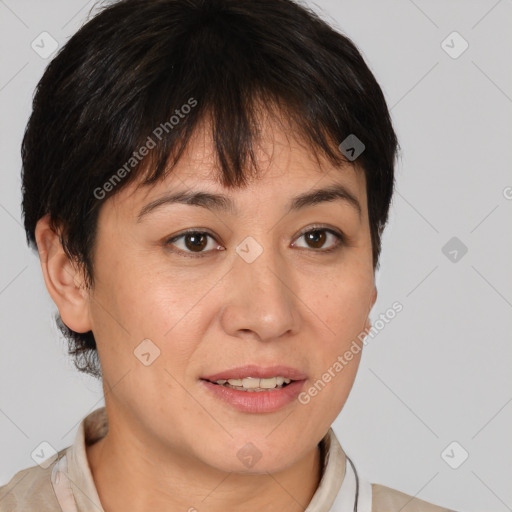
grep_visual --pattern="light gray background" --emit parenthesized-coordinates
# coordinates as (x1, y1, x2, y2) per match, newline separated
(1, 1, 511, 511)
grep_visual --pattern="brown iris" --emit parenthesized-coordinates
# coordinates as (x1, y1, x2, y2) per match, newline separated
(304, 230, 327, 249)
(184, 232, 209, 252)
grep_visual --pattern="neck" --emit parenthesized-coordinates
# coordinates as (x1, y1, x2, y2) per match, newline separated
(86, 416, 323, 512)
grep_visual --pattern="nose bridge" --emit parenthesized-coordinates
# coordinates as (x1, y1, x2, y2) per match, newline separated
(221, 235, 299, 341)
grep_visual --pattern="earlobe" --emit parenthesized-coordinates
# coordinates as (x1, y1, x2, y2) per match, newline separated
(35, 214, 92, 333)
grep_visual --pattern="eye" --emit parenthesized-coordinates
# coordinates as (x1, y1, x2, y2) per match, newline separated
(291, 226, 345, 253)
(164, 225, 345, 258)
(165, 230, 223, 258)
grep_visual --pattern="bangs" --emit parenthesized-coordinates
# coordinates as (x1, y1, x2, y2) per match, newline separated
(134, 95, 349, 191)
(91, 12, 359, 198)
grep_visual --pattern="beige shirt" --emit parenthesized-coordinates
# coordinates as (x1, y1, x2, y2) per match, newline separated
(0, 407, 456, 512)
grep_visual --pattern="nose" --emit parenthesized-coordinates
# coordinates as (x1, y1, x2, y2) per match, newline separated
(219, 242, 300, 343)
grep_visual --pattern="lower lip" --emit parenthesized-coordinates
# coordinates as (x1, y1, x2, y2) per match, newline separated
(200, 379, 306, 413)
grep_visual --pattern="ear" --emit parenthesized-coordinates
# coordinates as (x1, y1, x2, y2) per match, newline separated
(363, 284, 378, 333)
(34, 214, 92, 333)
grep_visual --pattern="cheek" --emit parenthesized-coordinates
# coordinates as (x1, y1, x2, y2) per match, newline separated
(304, 275, 373, 405)
(92, 246, 170, 325)
(91, 263, 207, 375)
(308, 277, 373, 339)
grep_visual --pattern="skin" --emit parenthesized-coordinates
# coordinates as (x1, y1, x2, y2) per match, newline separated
(35, 112, 377, 512)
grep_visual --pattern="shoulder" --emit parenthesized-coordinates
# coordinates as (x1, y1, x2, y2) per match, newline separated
(0, 449, 67, 511)
(372, 483, 459, 512)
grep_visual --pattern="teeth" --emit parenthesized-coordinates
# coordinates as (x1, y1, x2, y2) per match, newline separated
(257, 377, 276, 389)
(242, 377, 261, 389)
(213, 376, 292, 390)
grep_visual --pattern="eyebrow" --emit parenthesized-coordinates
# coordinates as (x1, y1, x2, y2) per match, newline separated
(136, 183, 362, 222)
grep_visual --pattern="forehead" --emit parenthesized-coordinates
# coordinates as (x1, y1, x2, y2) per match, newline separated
(110, 113, 367, 217)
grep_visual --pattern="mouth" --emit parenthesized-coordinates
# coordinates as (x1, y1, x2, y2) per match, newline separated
(199, 365, 307, 412)
(201, 376, 295, 392)
(201, 365, 307, 389)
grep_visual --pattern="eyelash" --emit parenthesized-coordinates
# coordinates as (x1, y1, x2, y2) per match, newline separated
(164, 225, 346, 259)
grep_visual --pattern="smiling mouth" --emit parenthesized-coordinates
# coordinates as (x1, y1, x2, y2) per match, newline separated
(204, 376, 295, 392)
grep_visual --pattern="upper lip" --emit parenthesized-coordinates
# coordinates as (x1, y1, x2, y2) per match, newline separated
(202, 365, 307, 382)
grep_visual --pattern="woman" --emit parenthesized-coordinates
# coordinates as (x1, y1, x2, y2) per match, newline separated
(0, 0, 457, 510)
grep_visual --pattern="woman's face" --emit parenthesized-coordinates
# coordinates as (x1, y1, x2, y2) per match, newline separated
(86, 117, 376, 474)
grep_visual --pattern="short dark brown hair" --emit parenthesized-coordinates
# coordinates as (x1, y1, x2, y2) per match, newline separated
(21, 0, 399, 378)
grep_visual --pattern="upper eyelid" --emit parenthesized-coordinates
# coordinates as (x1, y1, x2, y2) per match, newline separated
(167, 228, 218, 244)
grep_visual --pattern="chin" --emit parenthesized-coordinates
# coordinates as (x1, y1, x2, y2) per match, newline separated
(199, 435, 306, 475)
(214, 455, 296, 475)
